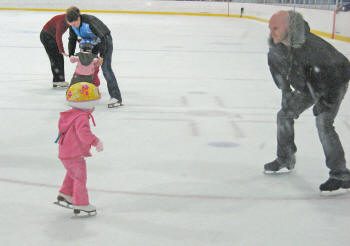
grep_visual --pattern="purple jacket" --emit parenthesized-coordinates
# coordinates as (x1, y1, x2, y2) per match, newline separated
(58, 108, 99, 160)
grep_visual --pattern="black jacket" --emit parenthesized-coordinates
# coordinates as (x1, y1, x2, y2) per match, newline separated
(268, 13, 350, 103)
(68, 14, 111, 58)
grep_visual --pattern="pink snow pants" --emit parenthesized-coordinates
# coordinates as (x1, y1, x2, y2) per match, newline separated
(59, 157, 89, 206)
(93, 67, 100, 87)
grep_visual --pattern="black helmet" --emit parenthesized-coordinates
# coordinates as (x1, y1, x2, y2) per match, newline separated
(79, 42, 93, 52)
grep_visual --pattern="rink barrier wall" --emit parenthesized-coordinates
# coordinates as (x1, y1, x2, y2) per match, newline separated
(0, 6, 349, 43)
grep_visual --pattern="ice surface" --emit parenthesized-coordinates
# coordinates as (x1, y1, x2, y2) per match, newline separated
(0, 10, 350, 246)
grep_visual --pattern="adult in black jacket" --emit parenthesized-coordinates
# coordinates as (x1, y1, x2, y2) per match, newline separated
(66, 6, 122, 108)
(265, 10, 350, 192)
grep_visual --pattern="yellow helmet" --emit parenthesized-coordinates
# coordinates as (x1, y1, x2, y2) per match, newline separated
(66, 82, 101, 109)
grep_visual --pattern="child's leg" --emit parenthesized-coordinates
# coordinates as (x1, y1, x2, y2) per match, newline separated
(59, 171, 73, 196)
(72, 158, 89, 205)
(61, 158, 89, 205)
(93, 67, 100, 87)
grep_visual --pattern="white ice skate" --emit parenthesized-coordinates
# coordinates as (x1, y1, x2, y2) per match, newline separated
(108, 98, 123, 108)
(73, 204, 97, 216)
(54, 192, 73, 209)
(53, 81, 69, 88)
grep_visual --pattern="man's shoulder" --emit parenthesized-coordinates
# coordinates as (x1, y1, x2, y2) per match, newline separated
(49, 13, 64, 21)
(81, 14, 100, 23)
(303, 31, 332, 48)
(300, 32, 337, 56)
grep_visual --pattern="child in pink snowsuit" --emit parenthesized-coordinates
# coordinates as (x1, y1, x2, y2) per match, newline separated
(69, 42, 102, 87)
(57, 82, 103, 213)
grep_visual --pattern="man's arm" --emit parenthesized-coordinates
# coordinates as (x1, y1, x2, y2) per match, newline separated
(268, 50, 291, 92)
(68, 27, 78, 57)
(97, 36, 107, 58)
(83, 15, 111, 58)
(55, 19, 68, 55)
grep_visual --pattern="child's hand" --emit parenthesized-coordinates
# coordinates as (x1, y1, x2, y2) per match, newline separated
(98, 57, 104, 66)
(70, 56, 78, 63)
(95, 140, 104, 152)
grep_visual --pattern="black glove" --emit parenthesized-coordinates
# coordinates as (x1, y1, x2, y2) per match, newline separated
(313, 97, 332, 116)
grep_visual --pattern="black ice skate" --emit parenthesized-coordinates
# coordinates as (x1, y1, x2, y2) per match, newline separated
(108, 98, 123, 108)
(54, 193, 73, 209)
(319, 178, 350, 192)
(53, 81, 69, 88)
(264, 157, 295, 174)
(73, 204, 97, 217)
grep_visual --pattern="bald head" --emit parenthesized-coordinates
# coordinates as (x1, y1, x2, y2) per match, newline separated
(269, 11, 289, 45)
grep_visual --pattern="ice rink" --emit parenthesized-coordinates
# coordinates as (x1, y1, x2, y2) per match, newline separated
(1, 10, 350, 246)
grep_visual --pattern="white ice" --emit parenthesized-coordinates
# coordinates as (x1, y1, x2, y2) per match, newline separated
(1, 10, 350, 246)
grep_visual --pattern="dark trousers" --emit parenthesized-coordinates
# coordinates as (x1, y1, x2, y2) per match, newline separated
(70, 74, 93, 85)
(40, 30, 65, 82)
(277, 83, 350, 180)
(101, 35, 122, 101)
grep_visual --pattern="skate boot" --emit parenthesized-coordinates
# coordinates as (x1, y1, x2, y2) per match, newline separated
(319, 178, 350, 192)
(108, 98, 123, 108)
(53, 81, 69, 88)
(54, 192, 73, 209)
(73, 204, 97, 216)
(264, 156, 295, 174)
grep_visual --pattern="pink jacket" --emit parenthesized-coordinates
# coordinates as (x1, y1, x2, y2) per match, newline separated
(70, 55, 99, 76)
(58, 108, 99, 160)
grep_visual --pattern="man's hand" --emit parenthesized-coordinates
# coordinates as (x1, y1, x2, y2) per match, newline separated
(313, 97, 332, 116)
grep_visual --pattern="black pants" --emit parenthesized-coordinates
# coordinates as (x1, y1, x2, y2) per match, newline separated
(277, 83, 350, 180)
(95, 34, 122, 101)
(40, 30, 65, 82)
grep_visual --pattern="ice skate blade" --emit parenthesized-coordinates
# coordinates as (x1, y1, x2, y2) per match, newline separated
(52, 86, 68, 89)
(72, 209, 97, 218)
(263, 168, 293, 175)
(54, 201, 73, 209)
(320, 188, 350, 196)
(52, 84, 69, 90)
(53, 82, 69, 88)
(107, 103, 123, 108)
